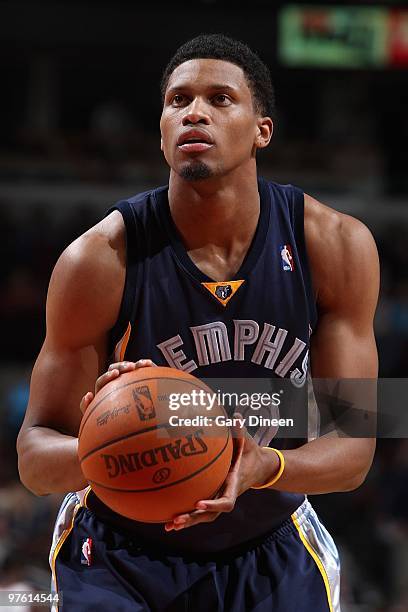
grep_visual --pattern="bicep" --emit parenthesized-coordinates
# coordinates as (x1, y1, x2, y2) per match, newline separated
(310, 236, 378, 438)
(20, 228, 124, 437)
(308, 207, 379, 379)
(308, 209, 379, 456)
(311, 313, 378, 378)
(23, 337, 107, 436)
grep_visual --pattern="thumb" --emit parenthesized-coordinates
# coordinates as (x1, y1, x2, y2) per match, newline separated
(230, 412, 246, 465)
(80, 391, 94, 415)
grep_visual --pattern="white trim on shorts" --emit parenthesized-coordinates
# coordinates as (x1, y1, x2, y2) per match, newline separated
(291, 498, 341, 612)
(49, 487, 91, 612)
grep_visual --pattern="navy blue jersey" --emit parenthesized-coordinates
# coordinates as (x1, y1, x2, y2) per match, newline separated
(85, 177, 318, 554)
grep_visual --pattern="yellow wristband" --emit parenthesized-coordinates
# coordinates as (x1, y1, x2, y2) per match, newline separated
(251, 447, 285, 489)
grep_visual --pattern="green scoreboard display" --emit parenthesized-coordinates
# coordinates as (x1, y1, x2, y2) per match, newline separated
(279, 6, 408, 68)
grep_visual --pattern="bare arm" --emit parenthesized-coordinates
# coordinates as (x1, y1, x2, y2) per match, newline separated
(16, 211, 126, 495)
(258, 194, 379, 494)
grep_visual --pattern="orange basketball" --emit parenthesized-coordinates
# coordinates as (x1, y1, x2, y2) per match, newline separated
(78, 366, 233, 522)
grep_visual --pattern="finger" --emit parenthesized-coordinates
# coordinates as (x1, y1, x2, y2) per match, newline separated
(195, 497, 236, 513)
(230, 433, 245, 470)
(95, 368, 120, 394)
(165, 511, 220, 531)
(194, 447, 242, 512)
(231, 412, 246, 440)
(231, 413, 247, 453)
(108, 361, 137, 372)
(172, 508, 208, 522)
(164, 508, 210, 531)
(80, 391, 94, 415)
(95, 360, 157, 395)
(169, 498, 229, 527)
(195, 483, 239, 510)
(134, 359, 157, 368)
(195, 480, 238, 512)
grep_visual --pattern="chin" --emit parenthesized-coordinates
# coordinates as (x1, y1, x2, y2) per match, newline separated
(179, 161, 213, 181)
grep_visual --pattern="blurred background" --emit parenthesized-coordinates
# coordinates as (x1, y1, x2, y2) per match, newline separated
(0, 1, 407, 610)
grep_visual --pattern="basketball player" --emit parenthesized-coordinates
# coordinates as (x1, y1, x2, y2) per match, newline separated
(17, 35, 379, 611)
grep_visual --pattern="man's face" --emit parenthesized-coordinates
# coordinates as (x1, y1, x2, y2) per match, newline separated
(160, 59, 270, 182)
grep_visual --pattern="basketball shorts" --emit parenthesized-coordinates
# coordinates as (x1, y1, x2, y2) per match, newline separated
(49, 491, 340, 612)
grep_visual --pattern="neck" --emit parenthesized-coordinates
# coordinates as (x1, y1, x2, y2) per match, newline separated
(168, 164, 260, 251)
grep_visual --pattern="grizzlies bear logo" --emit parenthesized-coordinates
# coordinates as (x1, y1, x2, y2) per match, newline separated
(215, 285, 232, 300)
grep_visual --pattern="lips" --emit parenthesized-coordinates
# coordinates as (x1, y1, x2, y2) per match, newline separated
(177, 129, 214, 153)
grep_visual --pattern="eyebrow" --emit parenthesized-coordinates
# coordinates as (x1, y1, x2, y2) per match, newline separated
(166, 83, 239, 95)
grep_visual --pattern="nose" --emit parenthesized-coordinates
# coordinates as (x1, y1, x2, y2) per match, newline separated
(182, 97, 210, 126)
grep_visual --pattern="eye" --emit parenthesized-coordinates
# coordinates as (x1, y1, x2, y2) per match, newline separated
(171, 94, 187, 106)
(213, 94, 232, 106)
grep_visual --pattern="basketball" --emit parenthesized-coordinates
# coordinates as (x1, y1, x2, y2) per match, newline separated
(78, 366, 233, 522)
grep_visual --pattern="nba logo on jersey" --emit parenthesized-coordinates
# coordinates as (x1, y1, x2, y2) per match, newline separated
(81, 538, 93, 566)
(280, 244, 294, 272)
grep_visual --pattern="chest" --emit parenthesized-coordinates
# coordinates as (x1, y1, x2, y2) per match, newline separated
(124, 243, 311, 382)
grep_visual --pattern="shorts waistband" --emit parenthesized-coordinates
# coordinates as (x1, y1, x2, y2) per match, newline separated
(76, 494, 312, 561)
(260, 497, 311, 546)
(290, 496, 312, 529)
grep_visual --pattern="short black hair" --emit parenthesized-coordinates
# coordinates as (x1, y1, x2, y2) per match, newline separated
(161, 34, 275, 118)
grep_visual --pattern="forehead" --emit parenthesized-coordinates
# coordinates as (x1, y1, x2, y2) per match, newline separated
(166, 58, 250, 93)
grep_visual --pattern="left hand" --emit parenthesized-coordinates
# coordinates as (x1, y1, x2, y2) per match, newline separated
(164, 416, 278, 532)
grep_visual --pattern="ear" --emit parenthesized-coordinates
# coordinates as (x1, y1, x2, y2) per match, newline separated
(255, 117, 273, 150)
(160, 136, 164, 152)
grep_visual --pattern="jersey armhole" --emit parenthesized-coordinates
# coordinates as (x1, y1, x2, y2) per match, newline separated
(105, 201, 139, 357)
(291, 186, 318, 332)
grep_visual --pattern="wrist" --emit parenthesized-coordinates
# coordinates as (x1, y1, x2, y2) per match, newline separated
(252, 447, 285, 489)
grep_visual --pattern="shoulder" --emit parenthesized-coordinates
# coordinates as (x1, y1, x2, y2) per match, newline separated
(46, 210, 126, 347)
(126, 185, 167, 204)
(304, 193, 377, 259)
(52, 210, 125, 290)
(304, 194, 379, 313)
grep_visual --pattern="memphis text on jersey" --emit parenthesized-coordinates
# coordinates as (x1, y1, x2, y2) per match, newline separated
(157, 319, 309, 385)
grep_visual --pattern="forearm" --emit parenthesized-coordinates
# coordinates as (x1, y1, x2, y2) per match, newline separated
(17, 426, 88, 495)
(258, 437, 376, 495)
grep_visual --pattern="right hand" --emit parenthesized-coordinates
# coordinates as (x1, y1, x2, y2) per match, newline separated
(79, 359, 156, 415)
